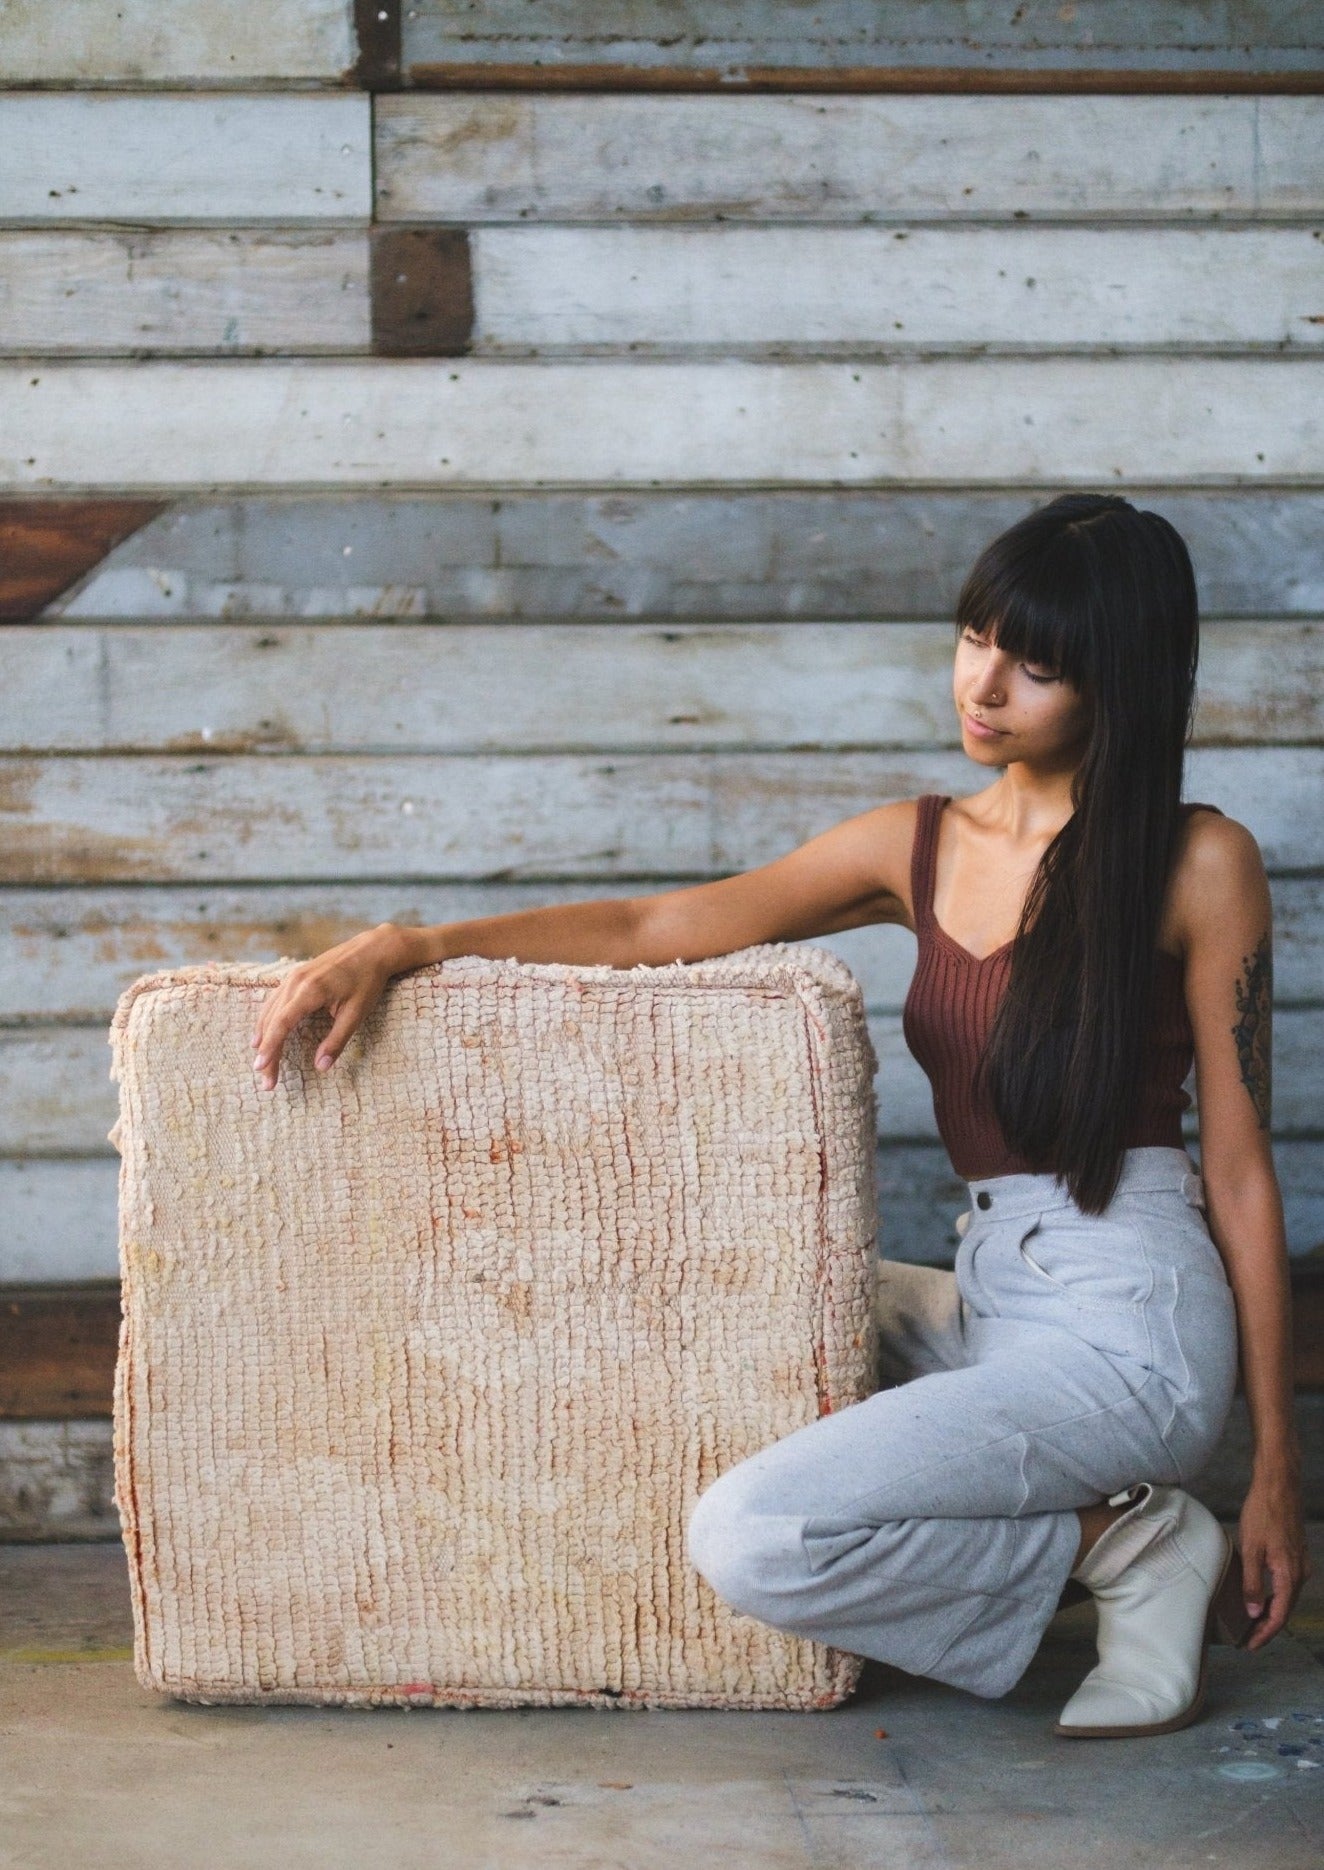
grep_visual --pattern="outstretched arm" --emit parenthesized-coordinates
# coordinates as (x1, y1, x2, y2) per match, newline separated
(1179, 810, 1308, 1649)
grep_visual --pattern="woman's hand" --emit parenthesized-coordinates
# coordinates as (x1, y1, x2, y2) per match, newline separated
(1236, 1467, 1312, 1650)
(250, 924, 407, 1091)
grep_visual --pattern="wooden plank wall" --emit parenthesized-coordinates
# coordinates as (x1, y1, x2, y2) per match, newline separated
(2, 8, 1323, 1535)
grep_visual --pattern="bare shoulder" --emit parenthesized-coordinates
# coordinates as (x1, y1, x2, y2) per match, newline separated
(1169, 808, 1270, 957)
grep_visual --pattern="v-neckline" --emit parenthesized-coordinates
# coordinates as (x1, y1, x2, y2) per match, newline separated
(927, 796, 1020, 965)
(923, 794, 1188, 969)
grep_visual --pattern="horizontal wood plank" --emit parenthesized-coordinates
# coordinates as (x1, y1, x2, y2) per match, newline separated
(0, 232, 370, 356)
(3, 874, 1322, 1021)
(4, 1141, 1322, 1288)
(469, 226, 1324, 352)
(402, 3, 1324, 89)
(7, 1008, 1323, 1157)
(4, 621, 1319, 753)
(376, 96, 1324, 224)
(4, 1266, 1324, 1421)
(0, 0, 355, 83)
(0, 94, 372, 224)
(38, 490, 1324, 623)
(4, 358, 1322, 489)
(1, 748, 1319, 884)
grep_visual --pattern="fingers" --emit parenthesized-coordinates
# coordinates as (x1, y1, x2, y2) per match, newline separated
(1242, 1552, 1301, 1651)
(251, 975, 319, 1090)
(249, 976, 372, 1089)
(313, 1000, 367, 1073)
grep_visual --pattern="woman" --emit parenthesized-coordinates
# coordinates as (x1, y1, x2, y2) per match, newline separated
(249, 492, 1308, 1737)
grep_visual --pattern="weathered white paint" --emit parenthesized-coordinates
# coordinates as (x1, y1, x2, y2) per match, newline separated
(0, 94, 372, 224)
(3, 358, 1321, 489)
(3, 621, 1319, 753)
(42, 491, 1324, 622)
(0, 232, 371, 355)
(470, 226, 1324, 352)
(0, 748, 1317, 884)
(0, 0, 355, 83)
(17, 1008, 1324, 1159)
(3, 874, 1320, 1022)
(375, 95, 1324, 224)
(0, 1161, 121, 1282)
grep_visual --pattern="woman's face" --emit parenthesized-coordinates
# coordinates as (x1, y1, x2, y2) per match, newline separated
(953, 623, 1092, 770)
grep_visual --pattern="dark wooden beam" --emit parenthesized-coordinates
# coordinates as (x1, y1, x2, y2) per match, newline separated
(0, 499, 166, 622)
(352, 0, 402, 88)
(370, 228, 474, 357)
(0, 1282, 121, 1418)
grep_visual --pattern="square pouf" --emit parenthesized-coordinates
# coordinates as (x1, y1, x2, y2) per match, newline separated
(107, 943, 880, 1710)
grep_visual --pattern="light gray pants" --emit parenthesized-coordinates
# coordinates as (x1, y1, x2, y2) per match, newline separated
(685, 1146, 1239, 1699)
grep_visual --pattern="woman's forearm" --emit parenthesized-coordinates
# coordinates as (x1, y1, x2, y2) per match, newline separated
(1204, 1172, 1301, 1480)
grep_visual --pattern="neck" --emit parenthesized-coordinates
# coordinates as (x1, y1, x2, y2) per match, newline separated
(978, 764, 1080, 841)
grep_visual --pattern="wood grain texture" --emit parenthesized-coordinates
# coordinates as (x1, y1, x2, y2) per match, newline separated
(4, 621, 1320, 752)
(0, 499, 164, 621)
(4, 358, 1321, 489)
(0, 231, 371, 356)
(0, 0, 356, 83)
(39, 491, 1324, 622)
(375, 95, 1324, 223)
(0, 747, 1318, 885)
(0, 94, 372, 223)
(468, 225, 1324, 353)
(370, 228, 473, 356)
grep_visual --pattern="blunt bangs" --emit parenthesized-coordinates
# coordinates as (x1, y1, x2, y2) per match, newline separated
(953, 509, 1125, 695)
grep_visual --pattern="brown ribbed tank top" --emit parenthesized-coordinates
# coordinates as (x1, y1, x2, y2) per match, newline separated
(901, 793, 1222, 1179)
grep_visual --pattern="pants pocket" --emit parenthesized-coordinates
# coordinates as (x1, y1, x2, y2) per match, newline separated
(1015, 1212, 1154, 1311)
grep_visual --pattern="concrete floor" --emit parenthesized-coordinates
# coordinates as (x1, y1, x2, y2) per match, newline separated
(2, 1533, 1322, 1870)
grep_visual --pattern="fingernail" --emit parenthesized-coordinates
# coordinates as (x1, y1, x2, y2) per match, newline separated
(254, 1054, 266, 1068)
(316, 1054, 331, 1070)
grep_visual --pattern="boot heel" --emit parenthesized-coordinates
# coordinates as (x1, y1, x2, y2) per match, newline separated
(1211, 1539, 1256, 1648)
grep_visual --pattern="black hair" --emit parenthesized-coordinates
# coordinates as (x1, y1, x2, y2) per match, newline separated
(955, 492, 1200, 1213)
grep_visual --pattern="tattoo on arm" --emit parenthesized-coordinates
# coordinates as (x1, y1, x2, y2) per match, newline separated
(1230, 932, 1272, 1130)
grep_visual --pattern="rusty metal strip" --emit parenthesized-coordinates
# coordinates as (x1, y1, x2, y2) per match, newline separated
(352, 0, 401, 88)
(406, 64, 1324, 95)
(0, 499, 166, 622)
(370, 227, 473, 356)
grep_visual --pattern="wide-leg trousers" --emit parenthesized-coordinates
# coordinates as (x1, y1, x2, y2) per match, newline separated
(685, 1146, 1240, 1699)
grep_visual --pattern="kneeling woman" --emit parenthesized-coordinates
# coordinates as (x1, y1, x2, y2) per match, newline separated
(685, 493, 1309, 1737)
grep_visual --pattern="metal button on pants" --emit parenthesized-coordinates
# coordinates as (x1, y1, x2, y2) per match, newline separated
(684, 1147, 1238, 1700)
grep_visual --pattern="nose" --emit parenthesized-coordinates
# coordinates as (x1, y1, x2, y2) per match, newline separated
(966, 649, 1011, 706)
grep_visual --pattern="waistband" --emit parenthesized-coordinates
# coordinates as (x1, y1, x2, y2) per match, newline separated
(962, 1146, 1206, 1222)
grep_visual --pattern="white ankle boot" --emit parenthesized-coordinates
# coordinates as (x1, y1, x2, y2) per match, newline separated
(1055, 1481, 1254, 1739)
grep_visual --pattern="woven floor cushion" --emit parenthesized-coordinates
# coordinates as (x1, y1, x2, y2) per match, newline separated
(107, 944, 880, 1710)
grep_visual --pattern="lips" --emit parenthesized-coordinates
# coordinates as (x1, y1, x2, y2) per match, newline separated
(964, 712, 1006, 738)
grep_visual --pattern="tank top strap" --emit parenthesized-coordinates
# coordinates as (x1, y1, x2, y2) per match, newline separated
(909, 793, 949, 937)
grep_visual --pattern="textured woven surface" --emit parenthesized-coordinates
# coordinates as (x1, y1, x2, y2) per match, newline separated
(107, 945, 880, 1709)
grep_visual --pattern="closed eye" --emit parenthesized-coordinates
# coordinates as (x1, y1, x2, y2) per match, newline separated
(960, 628, 1060, 682)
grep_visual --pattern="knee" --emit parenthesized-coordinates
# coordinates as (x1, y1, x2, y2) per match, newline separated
(685, 1476, 787, 1618)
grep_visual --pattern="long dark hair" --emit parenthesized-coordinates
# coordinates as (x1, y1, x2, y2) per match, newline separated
(957, 493, 1200, 1214)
